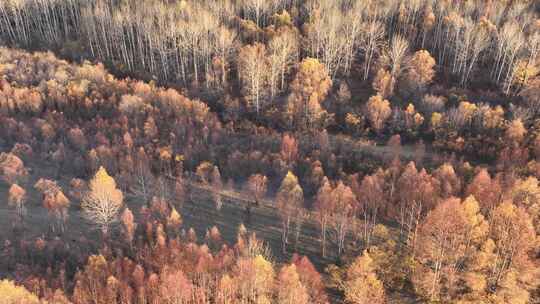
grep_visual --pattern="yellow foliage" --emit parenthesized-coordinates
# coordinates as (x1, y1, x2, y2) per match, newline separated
(483, 106, 504, 129)
(405, 103, 415, 115)
(431, 112, 442, 128)
(344, 251, 385, 304)
(366, 94, 391, 133)
(413, 113, 424, 126)
(458, 101, 477, 119)
(82, 167, 124, 234)
(506, 119, 527, 143)
(0, 280, 40, 304)
(462, 195, 489, 243)
(512, 60, 538, 86)
(253, 254, 273, 277)
(345, 113, 361, 126)
(272, 10, 293, 27)
(89, 167, 120, 198)
(167, 207, 182, 228)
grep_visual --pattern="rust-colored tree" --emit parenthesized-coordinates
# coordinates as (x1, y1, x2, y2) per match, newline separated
(280, 133, 298, 167)
(330, 181, 357, 256)
(314, 177, 333, 257)
(34, 178, 70, 233)
(276, 264, 309, 304)
(121, 207, 136, 248)
(7, 183, 26, 228)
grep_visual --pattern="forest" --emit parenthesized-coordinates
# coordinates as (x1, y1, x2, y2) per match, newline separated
(0, 0, 539, 303)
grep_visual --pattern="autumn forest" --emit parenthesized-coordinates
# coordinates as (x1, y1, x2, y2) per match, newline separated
(0, 0, 539, 303)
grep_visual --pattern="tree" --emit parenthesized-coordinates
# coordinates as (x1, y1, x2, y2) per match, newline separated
(0, 152, 27, 184)
(405, 50, 436, 92)
(196, 161, 214, 184)
(372, 68, 393, 99)
(413, 196, 488, 302)
(276, 171, 304, 253)
(276, 264, 309, 304)
(343, 251, 386, 304)
(132, 147, 154, 204)
(505, 119, 526, 145)
(292, 255, 328, 304)
(285, 58, 332, 130)
(365, 94, 391, 135)
(378, 35, 410, 97)
(238, 43, 268, 114)
(355, 171, 385, 248)
(0, 279, 40, 304)
(82, 166, 124, 237)
(73, 254, 111, 304)
(330, 181, 356, 256)
(211, 165, 223, 211)
(34, 178, 70, 233)
(159, 268, 193, 304)
(7, 183, 26, 227)
(268, 27, 299, 98)
(489, 201, 536, 289)
(167, 207, 182, 236)
(121, 207, 136, 247)
(236, 255, 274, 303)
(466, 168, 502, 214)
(433, 163, 461, 198)
(314, 177, 333, 257)
(280, 133, 298, 167)
(246, 174, 268, 204)
(510, 177, 540, 235)
(360, 19, 385, 81)
(395, 163, 438, 254)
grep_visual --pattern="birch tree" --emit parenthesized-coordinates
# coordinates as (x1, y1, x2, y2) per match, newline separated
(238, 43, 268, 114)
(82, 166, 124, 238)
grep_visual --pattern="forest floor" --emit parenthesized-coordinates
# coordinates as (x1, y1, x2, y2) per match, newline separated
(0, 152, 422, 303)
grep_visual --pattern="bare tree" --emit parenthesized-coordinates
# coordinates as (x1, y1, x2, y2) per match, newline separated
(268, 27, 298, 99)
(238, 43, 268, 114)
(246, 174, 268, 205)
(360, 19, 385, 81)
(378, 35, 410, 97)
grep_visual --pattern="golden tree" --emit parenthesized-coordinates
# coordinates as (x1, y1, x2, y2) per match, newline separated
(236, 255, 275, 303)
(405, 50, 436, 91)
(365, 94, 391, 135)
(286, 57, 332, 129)
(82, 166, 124, 237)
(0, 280, 40, 304)
(505, 119, 527, 145)
(343, 251, 386, 304)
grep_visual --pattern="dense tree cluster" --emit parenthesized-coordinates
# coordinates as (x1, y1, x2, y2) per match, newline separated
(0, 0, 538, 140)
